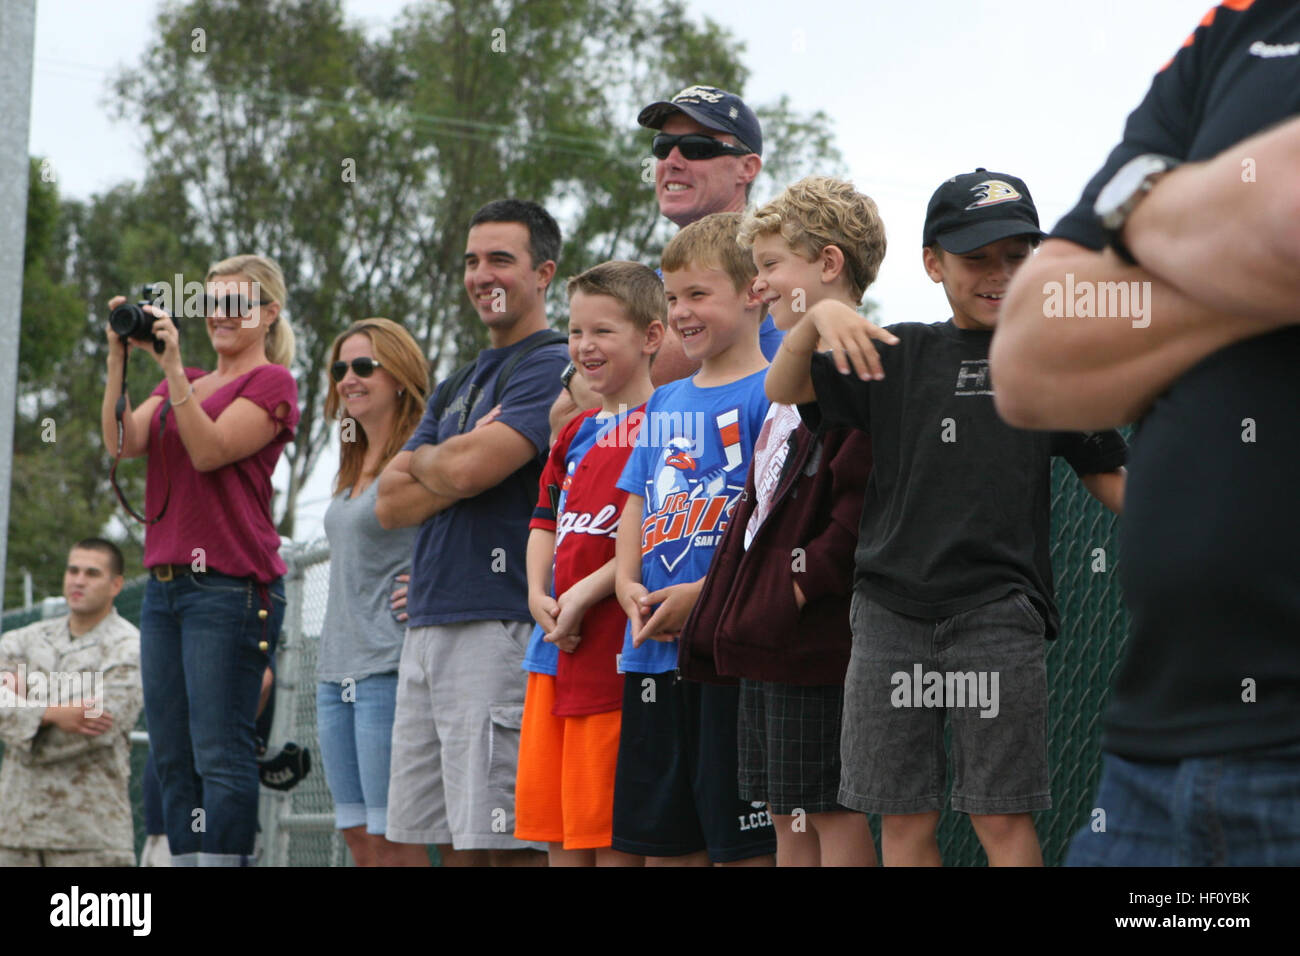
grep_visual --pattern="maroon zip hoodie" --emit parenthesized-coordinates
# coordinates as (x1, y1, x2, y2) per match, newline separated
(678, 418, 871, 685)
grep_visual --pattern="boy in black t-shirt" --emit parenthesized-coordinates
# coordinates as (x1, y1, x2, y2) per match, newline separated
(766, 170, 1127, 866)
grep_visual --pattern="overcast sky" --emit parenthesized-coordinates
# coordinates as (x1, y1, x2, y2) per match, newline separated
(29, 0, 1213, 540)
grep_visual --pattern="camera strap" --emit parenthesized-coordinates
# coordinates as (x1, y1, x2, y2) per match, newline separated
(109, 344, 172, 525)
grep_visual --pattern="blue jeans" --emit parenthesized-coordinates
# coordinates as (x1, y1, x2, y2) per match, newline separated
(316, 673, 399, 834)
(1066, 743, 1300, 866)
(140, 571, 285, 866)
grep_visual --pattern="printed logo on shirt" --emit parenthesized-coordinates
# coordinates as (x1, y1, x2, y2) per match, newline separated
(954, 359, 993, 396)
(555, 502, 620, 547)
(1249, 40, 1300, 58)
(965, 180, 1022, 209)
(640, 430, 745, 572)
(440, 387, 481, 428)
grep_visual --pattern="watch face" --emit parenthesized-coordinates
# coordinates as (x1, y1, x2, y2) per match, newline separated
(1095, 154, 1176, 229)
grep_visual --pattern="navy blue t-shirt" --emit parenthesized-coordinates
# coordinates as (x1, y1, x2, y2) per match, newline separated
(402, 329, 569, 626)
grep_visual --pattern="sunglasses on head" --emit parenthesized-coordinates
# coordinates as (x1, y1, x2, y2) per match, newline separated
(651, 132, 752, 161)
(205, 292, 263, 318)
(331, 357, 384, 382)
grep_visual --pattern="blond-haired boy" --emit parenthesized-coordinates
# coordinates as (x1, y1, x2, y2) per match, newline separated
(612, 212, 775, 865)
(678, 177, 884, 865)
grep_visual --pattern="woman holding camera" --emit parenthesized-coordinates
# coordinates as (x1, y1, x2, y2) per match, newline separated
(317, 317, 430, 867)
(101, 254, 299, 866)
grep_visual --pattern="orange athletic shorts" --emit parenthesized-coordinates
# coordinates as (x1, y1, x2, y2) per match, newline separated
(514, 672, 622, 849)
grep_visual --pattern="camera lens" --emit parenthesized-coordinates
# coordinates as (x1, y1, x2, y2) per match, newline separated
(109, 302, 148, 340)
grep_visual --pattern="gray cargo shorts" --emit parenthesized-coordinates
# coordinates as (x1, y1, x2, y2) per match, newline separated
(386, 620, 545, 850)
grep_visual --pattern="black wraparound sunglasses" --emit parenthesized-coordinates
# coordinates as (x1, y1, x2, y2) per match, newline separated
(205, 292, 264, 318)
(331, 357, 384, 382)
(651, 132, 752, 161)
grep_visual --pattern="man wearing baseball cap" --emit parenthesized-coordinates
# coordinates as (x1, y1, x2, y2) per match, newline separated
(638, 85, 783, 378)
(765, 167, 1126, 865)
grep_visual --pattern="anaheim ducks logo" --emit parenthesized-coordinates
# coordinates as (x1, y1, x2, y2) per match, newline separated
(966, 180, 1021, 210)
(673, 85, 724, 104)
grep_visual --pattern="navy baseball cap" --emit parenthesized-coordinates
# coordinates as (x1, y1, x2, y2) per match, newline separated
(637, 85, 763, 156)
(923, 169, 1044, 254)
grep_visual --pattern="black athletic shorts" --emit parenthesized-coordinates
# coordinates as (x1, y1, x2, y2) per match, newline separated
(612, 672, 776, 862)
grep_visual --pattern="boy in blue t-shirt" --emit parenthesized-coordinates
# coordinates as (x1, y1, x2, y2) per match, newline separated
(613, 212, 775, 865)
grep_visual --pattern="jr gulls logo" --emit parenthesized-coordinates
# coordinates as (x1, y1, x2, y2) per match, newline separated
(639, 408, 747, 574)
(966, 179, 1022, 209)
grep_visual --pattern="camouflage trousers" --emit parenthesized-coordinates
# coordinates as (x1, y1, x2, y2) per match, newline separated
(0, 847, 136, 866)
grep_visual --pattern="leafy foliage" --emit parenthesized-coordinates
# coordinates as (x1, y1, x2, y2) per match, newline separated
(12, 0, 843, 594)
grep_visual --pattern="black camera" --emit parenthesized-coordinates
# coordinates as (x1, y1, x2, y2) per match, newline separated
(109, 284, 169, 354)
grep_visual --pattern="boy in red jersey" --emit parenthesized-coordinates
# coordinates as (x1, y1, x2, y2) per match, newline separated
(516, 261, 665, 865)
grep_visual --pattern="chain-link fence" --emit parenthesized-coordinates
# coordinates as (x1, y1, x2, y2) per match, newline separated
(260, 539, 350, 867)
(2, 455, 1128, 866)
(929, 457, 1129, 865)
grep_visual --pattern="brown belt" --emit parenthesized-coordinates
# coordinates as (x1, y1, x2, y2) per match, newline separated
(149, 565, 277, 649)
(151, 564, 196, 582)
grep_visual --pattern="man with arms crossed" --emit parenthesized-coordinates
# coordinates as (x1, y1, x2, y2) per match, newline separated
(993, 0, 1300, 865)
(377, 199, 570, 866)
(0, 538, 142, 866)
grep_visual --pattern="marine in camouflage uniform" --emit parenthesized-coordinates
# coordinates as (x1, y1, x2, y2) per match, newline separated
(0, 542, 142, 867)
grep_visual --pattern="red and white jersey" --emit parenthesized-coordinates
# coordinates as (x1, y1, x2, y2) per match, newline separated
(531, 406, 645, 716)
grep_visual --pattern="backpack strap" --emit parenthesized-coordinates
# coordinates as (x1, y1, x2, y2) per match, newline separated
(432, 331, 567, 436)
(490, 330, 568, 409)
(429, 359, 478, 433)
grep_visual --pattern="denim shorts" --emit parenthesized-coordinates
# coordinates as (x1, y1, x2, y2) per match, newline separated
(316, 673, 399, 835)
(1066, 742, 1300, 866)
(839, 590, 1050, 815)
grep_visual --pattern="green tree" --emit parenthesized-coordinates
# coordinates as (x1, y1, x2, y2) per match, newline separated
(7, 161, 210, 605)
(107, 0, 844, 539)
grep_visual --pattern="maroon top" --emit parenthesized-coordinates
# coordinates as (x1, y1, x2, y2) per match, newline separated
(678, 421, 870, 685)
(143, 364, 299, 582)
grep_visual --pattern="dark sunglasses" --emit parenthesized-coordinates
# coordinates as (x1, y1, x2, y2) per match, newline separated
(205, 293, 263, 318)
(651, 132, 752, 161)
(331, 357, 384, 382)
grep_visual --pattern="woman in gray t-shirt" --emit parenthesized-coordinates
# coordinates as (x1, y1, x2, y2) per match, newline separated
(318, 318, 429, 867)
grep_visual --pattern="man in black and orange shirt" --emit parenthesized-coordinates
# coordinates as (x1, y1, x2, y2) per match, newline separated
(995, 0, 1300, 864)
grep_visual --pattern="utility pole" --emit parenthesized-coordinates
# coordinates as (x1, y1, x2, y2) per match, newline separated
(0, 1, 36, 611)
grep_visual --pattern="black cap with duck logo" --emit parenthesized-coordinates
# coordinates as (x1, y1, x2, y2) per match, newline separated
(637, 85, 763, 156)
(923, 169, 1044, 254)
